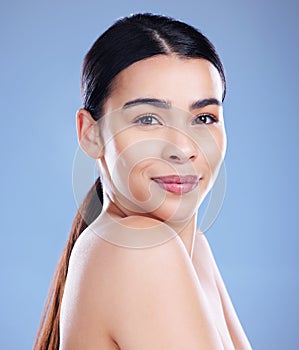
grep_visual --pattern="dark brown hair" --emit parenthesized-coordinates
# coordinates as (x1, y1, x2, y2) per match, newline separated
(33, 13, 226, 349)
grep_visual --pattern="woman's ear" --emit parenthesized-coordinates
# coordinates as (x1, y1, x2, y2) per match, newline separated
(76, 109, 103, 159)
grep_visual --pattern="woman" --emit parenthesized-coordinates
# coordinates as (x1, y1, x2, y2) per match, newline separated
(34, 13, 252, 349)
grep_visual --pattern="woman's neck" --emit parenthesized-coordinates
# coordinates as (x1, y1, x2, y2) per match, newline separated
(167, 216, 197, 258)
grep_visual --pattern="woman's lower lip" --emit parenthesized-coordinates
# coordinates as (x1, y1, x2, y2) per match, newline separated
(153, 180, 198, 195)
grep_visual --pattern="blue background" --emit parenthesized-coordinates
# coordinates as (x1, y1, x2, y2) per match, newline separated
(1, 0, 298, 349)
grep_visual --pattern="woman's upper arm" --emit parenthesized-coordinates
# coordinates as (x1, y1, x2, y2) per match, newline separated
(59, 230, 117, 350)
(107, 233, 223, 350)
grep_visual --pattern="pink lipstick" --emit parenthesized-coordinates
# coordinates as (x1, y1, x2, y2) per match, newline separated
(152, 175, 200, 195)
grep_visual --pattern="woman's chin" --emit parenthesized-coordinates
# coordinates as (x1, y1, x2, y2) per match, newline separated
(107, 181, 209, 225)
(148, 191, 205, 224)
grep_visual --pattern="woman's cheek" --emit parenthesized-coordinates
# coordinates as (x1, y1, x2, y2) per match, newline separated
(194, 126, 226, 182)
(111, 136, 157, 202)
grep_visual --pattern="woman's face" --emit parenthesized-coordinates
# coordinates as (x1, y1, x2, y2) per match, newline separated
(97, 55, 226, 223)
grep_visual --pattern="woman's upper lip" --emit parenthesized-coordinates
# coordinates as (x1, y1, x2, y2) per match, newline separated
(151, 175, 200, 184)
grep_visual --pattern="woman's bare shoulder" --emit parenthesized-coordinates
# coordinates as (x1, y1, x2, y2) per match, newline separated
(63, 220, 223, 349)
(88, 219, 222, 349)
(66, 216, 186, 292)
(69, 216, 191, 282)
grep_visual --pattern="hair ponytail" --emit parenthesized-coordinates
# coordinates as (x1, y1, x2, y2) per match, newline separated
(33, 177, 103, 350)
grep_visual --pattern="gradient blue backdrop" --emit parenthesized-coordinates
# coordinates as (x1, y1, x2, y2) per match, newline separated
(1, 0, 298, 349)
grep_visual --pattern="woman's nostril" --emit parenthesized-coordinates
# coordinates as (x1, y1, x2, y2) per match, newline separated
(166, 150, 196, 163)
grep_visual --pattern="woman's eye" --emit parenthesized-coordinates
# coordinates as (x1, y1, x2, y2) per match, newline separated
(192, 114, 216, 125)
(134, 114, 160, 125)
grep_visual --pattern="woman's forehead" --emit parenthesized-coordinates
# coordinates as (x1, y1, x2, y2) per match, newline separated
(105, 55, 223, 113)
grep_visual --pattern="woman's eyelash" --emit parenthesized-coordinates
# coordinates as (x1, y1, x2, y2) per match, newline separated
(133, 114, 161, 125)
(192, 113, 217, 125)
(133, 113, 217, 126)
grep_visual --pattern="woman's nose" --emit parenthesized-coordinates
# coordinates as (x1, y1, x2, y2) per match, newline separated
(162, 129, 197, 164)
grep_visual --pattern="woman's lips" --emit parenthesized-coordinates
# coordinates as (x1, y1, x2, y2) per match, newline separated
(151, 175, 200, 195)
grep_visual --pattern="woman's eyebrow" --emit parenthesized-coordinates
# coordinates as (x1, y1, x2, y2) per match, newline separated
(190, 98, 222, 110)
(122, 98, 171, 109)
(122, 97, 222, 110)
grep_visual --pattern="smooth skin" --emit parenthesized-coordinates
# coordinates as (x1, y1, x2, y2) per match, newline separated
(59, 55, 252, 349)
